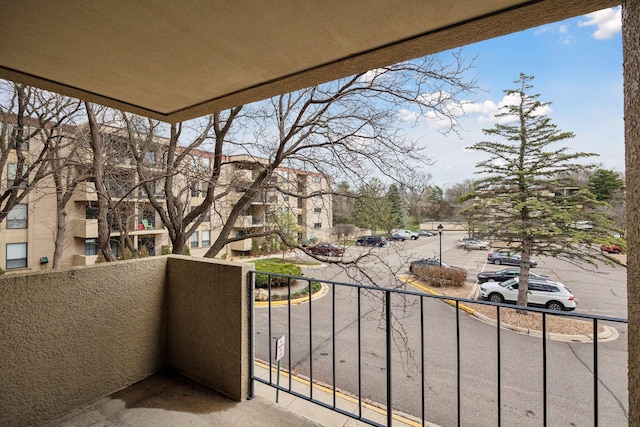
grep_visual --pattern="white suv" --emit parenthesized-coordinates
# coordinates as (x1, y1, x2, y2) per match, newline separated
(391, 229, 419, 240)
(479, 277, 576, 311)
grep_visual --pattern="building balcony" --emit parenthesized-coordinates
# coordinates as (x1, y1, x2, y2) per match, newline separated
(71, 181, 98, 202)
(229, 238, 252, 252)
(234, 215, 253, 228)
(72, 218, 98, 238)
(72, 254, 99, 266)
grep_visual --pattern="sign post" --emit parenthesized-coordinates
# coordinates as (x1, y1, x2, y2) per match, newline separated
(275, 335, 285, 403)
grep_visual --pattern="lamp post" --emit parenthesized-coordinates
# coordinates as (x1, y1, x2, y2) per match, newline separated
(437, 223, 444, 267)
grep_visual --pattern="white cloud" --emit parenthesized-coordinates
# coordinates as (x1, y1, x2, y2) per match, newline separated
(425, 110, 453, 129)
(579, 7, 621, 40)
(397, 108, 420, 122)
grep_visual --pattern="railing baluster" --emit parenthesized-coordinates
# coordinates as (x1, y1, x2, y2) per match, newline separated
(497, 306, 501, 427)
(248, 270, 255, 400)
(268, 273, 273, 384)
(288, 277, 292, 392)
(594, 318, 599, 427)
(456, 301, 461, 427)
(309, 278, 313, 400)
(543, 312, 547, 427)
(332, 282, 336, 408)
(386, 290, 392, 426)
(421, 296, 425, 427)
(358, 286, 362, 419)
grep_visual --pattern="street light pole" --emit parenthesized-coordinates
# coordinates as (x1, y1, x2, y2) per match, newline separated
(438, 223, 443, 267)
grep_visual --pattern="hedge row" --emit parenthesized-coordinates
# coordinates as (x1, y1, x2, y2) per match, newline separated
(413, 265, 467, 288)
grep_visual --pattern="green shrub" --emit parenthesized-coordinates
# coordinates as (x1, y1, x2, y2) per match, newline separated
(414, 265, 467, 288)
(253, 260, 302, 288)
(183, 245, 191, 256)
(161, 245, 172, 255)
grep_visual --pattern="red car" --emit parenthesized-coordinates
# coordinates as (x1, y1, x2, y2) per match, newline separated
(601, 244, 623, 254)
(307, 243, 346, 257)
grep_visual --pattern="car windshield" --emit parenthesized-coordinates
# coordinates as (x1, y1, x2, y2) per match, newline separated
(500, 278, 517, 288)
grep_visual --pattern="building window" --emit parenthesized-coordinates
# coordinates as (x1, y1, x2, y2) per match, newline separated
(313, 207, 321, 213)
(314, 223, 322, 229)
(86, 203, 99, 219)
(203, 210, 211, 222)
(190, 232, 199, 248)
(312, 176, 322, 183)
(202, 230, 211, 247)
(7, 204, 27, 229)
(202, 157, 211, 171)
(85, 238, 100, 256)
(6, 242, 27, 269)
(143, 151, 156, 164)
(110, 240, 119, 258)
(297, 215, 303, 225)
(190, 181, 199, 197)
(7, 163, 28, 188)
(283, 194, 289, 201)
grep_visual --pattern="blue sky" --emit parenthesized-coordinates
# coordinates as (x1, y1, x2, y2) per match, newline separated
(407, 6, 624, 188)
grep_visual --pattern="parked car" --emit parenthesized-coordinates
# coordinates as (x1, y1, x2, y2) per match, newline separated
(307, 243, 345, 257)
(418, 230, 437, 236)
(477, 268, 549, 284)
(392, 229, 419, 240)
(479, 277, 575, 311)
(487, 250, 538, 267)
(390, 233, 407, 241)
(601, 244, 623, 254)
(356, 235, 387, 247)
(409, 258, 450, 273)
(457, 239, 490, 250)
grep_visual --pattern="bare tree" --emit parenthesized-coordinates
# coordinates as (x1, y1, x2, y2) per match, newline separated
(202, 53, 478, 258)
(0, 81, 81, 225)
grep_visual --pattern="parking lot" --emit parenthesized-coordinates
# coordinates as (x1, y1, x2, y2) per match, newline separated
(349, 230, 628, 319)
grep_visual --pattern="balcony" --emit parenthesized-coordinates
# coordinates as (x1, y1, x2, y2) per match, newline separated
(234, 215, 253, 228)
(72, 218, 98, 238)
(0, 259, 630, 426)
(72, 254, 99, 266)
(230, 238, 252, 252)
(71, 181, 98, 202)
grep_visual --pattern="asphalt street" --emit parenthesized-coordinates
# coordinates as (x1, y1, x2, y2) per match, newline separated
(253, 231, 628, 426)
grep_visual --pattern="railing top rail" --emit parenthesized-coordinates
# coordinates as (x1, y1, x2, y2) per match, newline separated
(249, 269, 628, 324)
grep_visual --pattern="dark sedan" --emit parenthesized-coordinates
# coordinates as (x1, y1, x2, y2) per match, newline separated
(477, 268, 548, 283)
(487, 251, 538, 267)
(307, 243, 345, 257)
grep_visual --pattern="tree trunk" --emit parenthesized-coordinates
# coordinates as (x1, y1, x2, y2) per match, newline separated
(516, 235, 533, 315)
(85, 102, 117, 262)
(52, 206, 67, 269)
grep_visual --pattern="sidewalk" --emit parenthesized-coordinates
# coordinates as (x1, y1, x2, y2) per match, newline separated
(253, 361, 437, 427)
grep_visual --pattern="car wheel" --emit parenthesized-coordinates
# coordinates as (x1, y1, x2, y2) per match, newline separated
(411, 236, 417, 240)
(546, 301, 564, 311)
(494, 259, 501, 265)
(488, 293, 504, 303)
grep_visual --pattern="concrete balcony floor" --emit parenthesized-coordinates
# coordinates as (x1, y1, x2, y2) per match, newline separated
(41, 362, 424, 427)
(42, 370, 325, 427)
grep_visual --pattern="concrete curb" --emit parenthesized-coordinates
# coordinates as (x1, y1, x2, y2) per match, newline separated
(399, 275, 618, 343)
(255, 283, 329, 308)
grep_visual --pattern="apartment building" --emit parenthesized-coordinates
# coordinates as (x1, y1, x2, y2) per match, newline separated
(0, 124, 333, 272)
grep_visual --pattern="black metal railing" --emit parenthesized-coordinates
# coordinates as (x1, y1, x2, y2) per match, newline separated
(248, 271, 628, 427)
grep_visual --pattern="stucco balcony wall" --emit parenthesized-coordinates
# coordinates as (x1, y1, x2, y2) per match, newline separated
(0, 256, 250, 426)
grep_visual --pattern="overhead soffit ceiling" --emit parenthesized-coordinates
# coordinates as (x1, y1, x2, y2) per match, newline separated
(0, 0, 618, 123)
